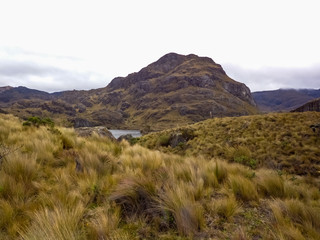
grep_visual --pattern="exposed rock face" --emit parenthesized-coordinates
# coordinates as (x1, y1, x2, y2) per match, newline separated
(291, 98, 320, 112)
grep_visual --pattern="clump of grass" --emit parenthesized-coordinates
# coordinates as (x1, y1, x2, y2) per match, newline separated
(109, 175, 158, 217)
(214, 160, 228, 184)
(85, 205, 121, 239)
(229, 175, 259, 202)
(20, 203, 85, 240)
(120, 144, 164, 174)
(0, 199, 15, 235)
(257, 169, 285, 198)
(157, 185, 204, 237)
(60, 132, 76, 150)
(0, 153, 39, 201)
(210, 195, 242, 220)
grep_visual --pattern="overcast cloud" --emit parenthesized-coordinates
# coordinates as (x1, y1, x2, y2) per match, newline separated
(0, 0, 319, 93)
(224, 65, 320, 92)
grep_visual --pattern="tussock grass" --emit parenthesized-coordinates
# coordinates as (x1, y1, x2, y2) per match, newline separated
(229, 174, 259, 202)
(85, 205, 121, 239)
(0, 113, 319, 239)
(157, 185, 204, 237)
(109, 175, 158, 217)
(256, 169, 285, 198)
(210, 195, 242, 220)
(270, 198, 320, 239)
(20, 203, 86, 240)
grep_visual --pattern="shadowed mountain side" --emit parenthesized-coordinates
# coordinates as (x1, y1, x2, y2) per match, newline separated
(253, 89, 320, 112)
(291, 98, 320, 112)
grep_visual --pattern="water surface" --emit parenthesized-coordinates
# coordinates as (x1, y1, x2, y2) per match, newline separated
(109, 129, 141, 139)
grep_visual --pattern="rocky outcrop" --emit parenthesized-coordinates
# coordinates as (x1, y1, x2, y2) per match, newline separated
(118, 134, 134, 142)
(75, 126, 115, 140)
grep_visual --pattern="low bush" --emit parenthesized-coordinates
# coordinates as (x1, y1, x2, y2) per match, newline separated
(23, 116, 55, 128)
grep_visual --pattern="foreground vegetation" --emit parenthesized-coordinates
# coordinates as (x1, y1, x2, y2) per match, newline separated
(139, 112, 320, 177)
(1, 113, 320, 239)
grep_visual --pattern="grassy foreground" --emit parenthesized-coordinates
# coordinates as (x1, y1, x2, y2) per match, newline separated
(1, 113, 320, 239)
(139, 112, 320, 177)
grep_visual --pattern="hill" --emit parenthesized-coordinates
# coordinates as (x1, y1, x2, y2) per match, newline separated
(102, 53, 257, 130)
(291, 98, 320, 112)
(252, 89, 320, 112)
(139, 112, 320, 177)
(0, 53, 257, 130)
(1, 113, 320, 239)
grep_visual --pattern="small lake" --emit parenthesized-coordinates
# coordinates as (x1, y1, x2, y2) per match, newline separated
(109, 129, 142, 139)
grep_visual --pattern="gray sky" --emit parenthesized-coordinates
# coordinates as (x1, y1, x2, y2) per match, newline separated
(0, 0, 319, 92)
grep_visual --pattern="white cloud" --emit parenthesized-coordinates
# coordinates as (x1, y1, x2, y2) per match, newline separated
(0, 0, 319, 92)
(224, 64, 320, 92)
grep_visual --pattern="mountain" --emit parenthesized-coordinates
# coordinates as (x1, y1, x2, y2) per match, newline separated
(0, 86, 51, 103)
(100, 53, 257, 130)
(291, 98, 320, 112)
(0, 53, 257, 130)
(252, 89, 320, 112)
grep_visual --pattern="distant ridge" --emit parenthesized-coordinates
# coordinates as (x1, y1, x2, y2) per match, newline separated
(252, 88, 320, 112)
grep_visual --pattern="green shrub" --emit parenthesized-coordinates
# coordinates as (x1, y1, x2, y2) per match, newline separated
(23, 116, 55, 128)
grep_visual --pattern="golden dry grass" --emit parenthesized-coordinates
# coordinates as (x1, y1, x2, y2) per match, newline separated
(0, 113, 320, 239)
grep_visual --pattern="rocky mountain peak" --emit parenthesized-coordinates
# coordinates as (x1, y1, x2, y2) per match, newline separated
(108, 53, 226, 90)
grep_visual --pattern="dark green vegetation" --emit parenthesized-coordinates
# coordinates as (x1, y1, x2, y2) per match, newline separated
(22, 116, 55, 128)
(252, 89, 320, 112)
(1, 113, 320, 240)
(139, 112, 320, 177)
(0, 53, 257, 131)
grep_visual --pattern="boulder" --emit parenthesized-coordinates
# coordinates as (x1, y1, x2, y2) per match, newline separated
(75, 126, 116, 140)
(118, 134, 134, 142)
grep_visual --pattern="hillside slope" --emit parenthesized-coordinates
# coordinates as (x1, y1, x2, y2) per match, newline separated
(0, 53, 257, 130)
(252, 89, 320, 112)
(291, 98, 320, 112)
(139, 112, 320, 176)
